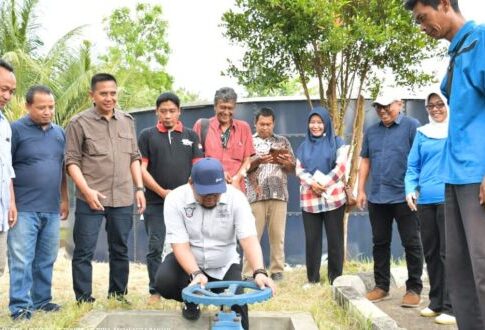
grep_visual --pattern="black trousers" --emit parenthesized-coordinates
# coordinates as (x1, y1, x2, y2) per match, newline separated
(143, 203, 166, 294)
(368, 202, 423, 293)
(445, 184, 485, 330)
(302, 206, 345, 284)
(72, 199, 133, 300)
(154, 253, 249, 330)
(417, 203, 452, 314)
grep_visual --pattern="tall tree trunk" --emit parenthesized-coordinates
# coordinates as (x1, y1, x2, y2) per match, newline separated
(326, 55, 339, 131)
(343, 94, 366, 261)
(294, 54, 312, 109)
(348, 94, 365, 188)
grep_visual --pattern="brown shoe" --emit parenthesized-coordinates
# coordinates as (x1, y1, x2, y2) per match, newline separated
(366, 287, 390, 302)
(147, 293, 161, 305)
(401, 290, 421, 308)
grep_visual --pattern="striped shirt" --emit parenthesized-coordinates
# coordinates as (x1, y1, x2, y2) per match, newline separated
(296, 145, 349, 213)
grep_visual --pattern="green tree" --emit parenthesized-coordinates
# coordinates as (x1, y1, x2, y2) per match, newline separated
(223, 0, 440, 176)
(245, 77, 302, 97)
(0, 0, 42, 54)
(1, 0, 95, 126)
(223, 0, 437, 133)
(100, 3, 173, 110)
(2, 37, 95, 126)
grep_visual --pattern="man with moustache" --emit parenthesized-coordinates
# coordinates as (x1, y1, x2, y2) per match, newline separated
(138, 92, 203, 304)
(357, 94, 423, 308)
(0, 59, 17, 283)
(242, 107, 295, 281)
(405, 0, 485, 328)
(65, 73, 145, 304)
(8, 85, 68, 320)
(154, 157, 275, 330)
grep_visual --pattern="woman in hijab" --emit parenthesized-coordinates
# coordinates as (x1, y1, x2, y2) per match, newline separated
(296, 107, 349, 286)
(405, 91, 455, 325)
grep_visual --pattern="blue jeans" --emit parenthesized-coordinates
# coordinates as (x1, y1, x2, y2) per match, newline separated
(72, 199, 133, 301)
(143, 203, 166, 294)
(7, 212, 60, 315)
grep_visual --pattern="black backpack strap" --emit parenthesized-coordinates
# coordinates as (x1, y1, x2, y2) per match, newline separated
(200, 118, 210, 153)
(446, 31, 476, 98)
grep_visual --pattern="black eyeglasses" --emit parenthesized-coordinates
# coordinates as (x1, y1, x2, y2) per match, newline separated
(425, 103, 445, 111)
(374, 105, 392, 112)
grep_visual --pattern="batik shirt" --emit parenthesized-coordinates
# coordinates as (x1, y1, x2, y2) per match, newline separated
(246, 133, 294, 203)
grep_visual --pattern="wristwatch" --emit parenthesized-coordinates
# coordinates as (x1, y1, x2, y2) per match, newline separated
(135, 186, 145, 192)
(190, 269, 204, 281)
(253, 268, 268, 278)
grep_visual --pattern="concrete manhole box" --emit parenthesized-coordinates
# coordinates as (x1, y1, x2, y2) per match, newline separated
(80, 310, 318, 329)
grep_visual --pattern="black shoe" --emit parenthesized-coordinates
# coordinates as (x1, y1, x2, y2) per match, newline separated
(77, 296, 96, 305)
(37, 302, 61, 312)
(11, 309, 32, 321)
(182, 302, 200, 321)
(270, 272, 284, 281)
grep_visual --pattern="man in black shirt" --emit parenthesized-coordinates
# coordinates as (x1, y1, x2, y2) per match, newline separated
(138, 92, 203, 303)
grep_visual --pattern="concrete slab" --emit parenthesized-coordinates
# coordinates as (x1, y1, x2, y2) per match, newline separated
(375, 285, 457, 330)
(333, 268, 457, 330)
(79, 310, 318, 330)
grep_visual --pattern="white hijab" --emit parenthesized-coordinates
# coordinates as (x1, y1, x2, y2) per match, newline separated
(417, 90, 449, 139)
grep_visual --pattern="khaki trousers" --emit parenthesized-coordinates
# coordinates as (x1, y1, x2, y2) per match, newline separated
(243, 200, 287, 276)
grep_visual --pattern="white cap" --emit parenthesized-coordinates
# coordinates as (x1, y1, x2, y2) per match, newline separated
(372, 93, 402, 107)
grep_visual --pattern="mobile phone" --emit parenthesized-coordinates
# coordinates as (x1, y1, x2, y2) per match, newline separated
(270, 148, 288, 157)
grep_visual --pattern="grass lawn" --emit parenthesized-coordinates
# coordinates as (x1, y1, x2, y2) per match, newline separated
(0, 250, 374, 329)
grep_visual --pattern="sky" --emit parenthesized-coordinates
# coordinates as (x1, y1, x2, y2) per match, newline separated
(37, 0, 485, 100)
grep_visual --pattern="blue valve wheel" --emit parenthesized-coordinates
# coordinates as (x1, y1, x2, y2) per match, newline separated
(182, 280, 272, 306)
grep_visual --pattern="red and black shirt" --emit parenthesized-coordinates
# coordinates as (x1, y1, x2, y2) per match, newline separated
(138, 121, 203, 204)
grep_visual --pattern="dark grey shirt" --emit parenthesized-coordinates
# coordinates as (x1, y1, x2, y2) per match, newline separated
(361, 113, 419, 204)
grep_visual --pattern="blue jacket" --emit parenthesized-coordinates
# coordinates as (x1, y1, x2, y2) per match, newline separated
(405, 131, 446, 204)
(441, 21, 485, 184)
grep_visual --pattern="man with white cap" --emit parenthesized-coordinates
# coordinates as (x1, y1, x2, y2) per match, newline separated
(357, 94, 423, 307)
(154, 157, 275, 330)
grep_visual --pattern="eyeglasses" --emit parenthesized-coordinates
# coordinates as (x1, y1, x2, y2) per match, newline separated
(374, 105, 392, 112)
(425, 103, 445, 111)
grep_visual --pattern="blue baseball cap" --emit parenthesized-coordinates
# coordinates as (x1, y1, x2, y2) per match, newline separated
(191, 158, 227, 195)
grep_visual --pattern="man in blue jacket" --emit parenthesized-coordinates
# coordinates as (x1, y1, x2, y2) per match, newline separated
(405, 1, 485, 328)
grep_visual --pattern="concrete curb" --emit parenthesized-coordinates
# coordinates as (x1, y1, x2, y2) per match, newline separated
(332, 275, 403, 330)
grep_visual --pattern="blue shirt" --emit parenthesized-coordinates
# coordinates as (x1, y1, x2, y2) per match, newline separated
(405, 131, 446, 204)
(441, 21, 485, 184)
(361, 113, 419, 204)
(11, 116, 65, 213)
